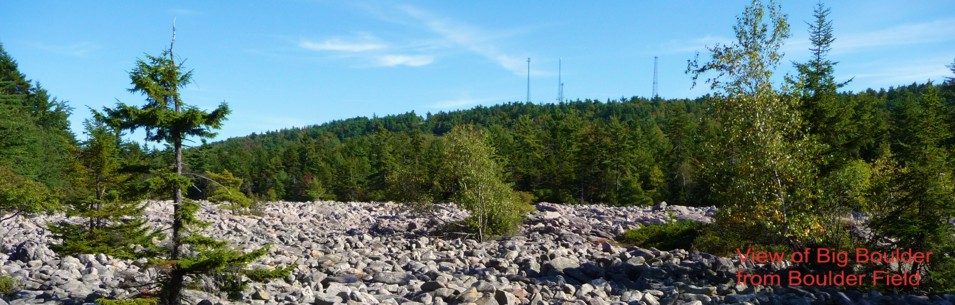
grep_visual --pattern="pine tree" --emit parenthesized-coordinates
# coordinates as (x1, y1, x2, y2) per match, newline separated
(0, 43, 76, 194)
(95, 30, 281, 305)
(792, 2, 857, 164)
(385, 128, 435, 209)
(870, 84, 955, 290)
(0, 43, 74, 222)
(49, 119, 161, 259)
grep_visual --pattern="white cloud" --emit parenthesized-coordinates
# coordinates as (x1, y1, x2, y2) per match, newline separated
(846, 59, 952, 89)
(375, 55, 434, 67)
(298, 38, 386, 53)
(297, 33, 435, 68)
(399, 5, 533, 76)
(833, 18, 955, 54)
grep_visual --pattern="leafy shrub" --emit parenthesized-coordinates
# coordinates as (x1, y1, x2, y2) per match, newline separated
(0, 275, 20, 296)
(618, 221, 706, 251)
(206, 170, 253, 210)
(210, 264, 294, 300)
(96, 298, 157, 305)
(694, 227, 793, 257)
(439, 125, 530, 241)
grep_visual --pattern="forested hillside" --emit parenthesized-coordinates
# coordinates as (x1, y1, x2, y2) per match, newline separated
(188, 82, 942, 207)
(0, 43, 77, 218)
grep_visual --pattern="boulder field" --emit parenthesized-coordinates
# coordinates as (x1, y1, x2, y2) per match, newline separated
(0, 201, 951, 305)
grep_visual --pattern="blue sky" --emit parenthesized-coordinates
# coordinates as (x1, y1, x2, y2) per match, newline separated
(2, 1, 954, 143)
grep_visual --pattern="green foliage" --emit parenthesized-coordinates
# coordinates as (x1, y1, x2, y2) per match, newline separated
(0, 274, 20, 296)
(0, 43, 76, 219)
(303, 175, 328, 201)
(243, 265, 293, 281)
(869, 84, 954, 290)
(97, 39, 280, 305)
(384, 129, 437, 208)
(189, 100, 689, 207)
(0, 165, 59, 219)
(206, 170, 253, 210)
(688, 0, 823, 248)
(0, 43, 76, 194)
(617, 221, 706, 251)
(49, 119, 160, 259)
(924, 240, 955, 293)
(687, 0, 789, 97)
(96, 298, 158, 305)
(440, 125, 530, 241)
(205, 250, 292, 300)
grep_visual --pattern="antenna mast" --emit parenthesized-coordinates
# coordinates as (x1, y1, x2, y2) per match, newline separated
(557, 58, 564, 103)
(652, 56, 659, 99)
(526, 58, 531, 103)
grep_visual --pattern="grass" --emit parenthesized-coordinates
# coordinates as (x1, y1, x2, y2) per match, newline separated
(617, 220, 706, 251)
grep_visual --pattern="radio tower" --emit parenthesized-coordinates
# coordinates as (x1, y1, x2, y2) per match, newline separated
(652, 56, 659, 99)
(557, 58, 564, 103)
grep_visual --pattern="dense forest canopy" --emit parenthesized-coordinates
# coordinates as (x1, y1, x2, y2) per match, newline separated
(186, 84, 937, 207)
(0, 43, 77, 219)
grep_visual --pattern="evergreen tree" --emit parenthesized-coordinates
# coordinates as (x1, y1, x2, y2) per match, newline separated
(792, 1, 857, 164)
(49, 119, 160, 259)
(95, 32, 280, 305)
(385, 128, 435, 208)
(368, 125, 397, 201)
(870, 84, 955, 290)
(0, 43, 76, 193)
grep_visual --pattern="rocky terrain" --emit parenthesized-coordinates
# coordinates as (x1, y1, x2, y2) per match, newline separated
(1, 201, 953, 305)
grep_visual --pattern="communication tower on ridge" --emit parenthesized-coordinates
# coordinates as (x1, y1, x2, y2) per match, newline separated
(557, 58, 564, 103)
(653, 56, 659, 99)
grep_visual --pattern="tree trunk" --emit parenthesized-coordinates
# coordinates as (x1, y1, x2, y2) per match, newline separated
(172, 134, 183, 261)
(160, 268, 185, 305)
(165, 27, 186, 305)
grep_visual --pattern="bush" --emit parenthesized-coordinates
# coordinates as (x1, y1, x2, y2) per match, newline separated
(0, 275, 20, 296)
(617, 221, 706, 251)
(694, 225, 793, 256)
(439, 125, 530, 241)
(97, 298, 158, 305)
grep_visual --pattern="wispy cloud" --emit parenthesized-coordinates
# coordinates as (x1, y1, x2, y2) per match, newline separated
(374, 55, 434, 67)
(32, 41, 101, 57)
(399, 5, 532, 76)
(846, 58, 952, 89)
(298, 37, 386, 52)
(833, 18, 955, 54)
(297, 33, 436, 68)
